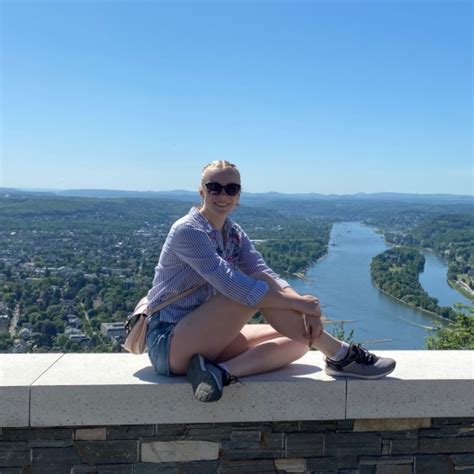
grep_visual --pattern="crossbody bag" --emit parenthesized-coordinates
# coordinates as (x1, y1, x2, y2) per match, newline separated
(122, 283, 205, 354)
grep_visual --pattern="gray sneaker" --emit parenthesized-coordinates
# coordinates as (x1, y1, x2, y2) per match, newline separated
(186, 354, 238, 402)
(325, 344, 396, 379)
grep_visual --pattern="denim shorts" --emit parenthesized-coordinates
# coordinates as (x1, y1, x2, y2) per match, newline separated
(146, 316, 176, 377)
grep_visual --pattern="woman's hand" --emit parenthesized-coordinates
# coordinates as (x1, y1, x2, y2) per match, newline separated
(295, 294, 322, 318)
(303, 314, 324, 347)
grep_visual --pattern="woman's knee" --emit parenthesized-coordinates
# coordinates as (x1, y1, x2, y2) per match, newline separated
(291, 340, 310, 359)
(167, 295, 256, 373)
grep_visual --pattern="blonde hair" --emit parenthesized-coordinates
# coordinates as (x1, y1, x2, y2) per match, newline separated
(201, 160, 240, 184)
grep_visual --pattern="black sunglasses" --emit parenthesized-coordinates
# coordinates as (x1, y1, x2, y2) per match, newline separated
(205, 181, 241, 196)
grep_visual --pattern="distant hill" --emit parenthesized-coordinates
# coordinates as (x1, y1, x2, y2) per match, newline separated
(0, 187, 472, 205)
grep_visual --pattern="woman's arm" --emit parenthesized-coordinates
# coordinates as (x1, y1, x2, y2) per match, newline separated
(251, 271, 324, 342)
(250, 271, 322, 318)
(172, 224, 269, 307)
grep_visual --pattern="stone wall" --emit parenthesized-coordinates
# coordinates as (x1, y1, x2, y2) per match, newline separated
(1, 417, 473, 473)
(2, 351, 473, 473)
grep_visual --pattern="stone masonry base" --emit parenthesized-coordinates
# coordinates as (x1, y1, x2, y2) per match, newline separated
(1, 417, 473, 474)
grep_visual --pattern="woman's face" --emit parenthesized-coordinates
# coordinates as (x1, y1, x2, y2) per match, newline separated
(200, 167, 241, 218)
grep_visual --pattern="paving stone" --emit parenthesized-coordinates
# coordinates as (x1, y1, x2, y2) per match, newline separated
(1, 428, 74, 442)
(133, 462, 177, 473)
(376, 465, 413, 474)
(382, 440, 391, 455)
(0, 468, 21, 474)
(460, 425, 474, 436)
(141, 440, 219, 462)
(389, 439, 419, 455)
(270, 422, 300, 433)
(359, 467, 376, 474)
(227, 425, 272, 434)
(452, 453, 474, 465)
(185, 424, 215, 430)
(221, 433, 283, 460)
(274, 458, 306, 472)
(336, 420, 354, 431)
(107, 425, 155, 440)
(359, 456, 414, 466)
(419, 437, 474, 454)
(75, 428, 107, 441)
(306, 456, 359, 470)
(354, 419, 430, 432)
(380, 430, 419, 440)
(27, 439, 73, 448)
(154, 425, 187, 440)
(299, 421, 338, 432)
(0, 441, 26, 453)
(219, 459, 276, 473)
(324, 433, 382, 456)
(96, 464, 134, 473)
(31, 446, 82, 465)
(0, 442, 28, 468)
(75, 440, 139, 464)
(70, 466, 97, 473)
(184, 425, 232, 441)
(415, 454, 455, 473)
(177, 460, 219, 473)
(419, 426, 462, 438)
(432, 418, 474, 426)
(286, 433, 324, 457)
(23, 464, 73, 474)
(229, 430, 262, 447)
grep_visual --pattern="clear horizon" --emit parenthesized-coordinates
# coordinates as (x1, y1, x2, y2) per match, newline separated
(1, 1, 472, 195)
(5, 186, 473, 198)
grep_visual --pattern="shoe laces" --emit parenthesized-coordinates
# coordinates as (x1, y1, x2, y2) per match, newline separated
(222, 371, 244, 387)
(352, 344, 376, 365)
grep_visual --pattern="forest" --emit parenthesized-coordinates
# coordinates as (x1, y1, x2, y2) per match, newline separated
(383, 213, 473, 296)
(370, 247, 456, 319)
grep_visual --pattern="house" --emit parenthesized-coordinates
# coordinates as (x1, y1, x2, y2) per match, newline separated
(100, 322, 126, 340)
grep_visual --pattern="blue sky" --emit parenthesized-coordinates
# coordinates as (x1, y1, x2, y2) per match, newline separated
(1, 0, 472, 195)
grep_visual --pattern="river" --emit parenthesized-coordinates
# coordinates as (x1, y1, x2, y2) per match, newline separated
(419, 251, 472, 309)
(287, 222, 471, 350)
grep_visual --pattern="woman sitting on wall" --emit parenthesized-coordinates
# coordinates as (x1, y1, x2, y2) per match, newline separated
(146, 161, 396, 402)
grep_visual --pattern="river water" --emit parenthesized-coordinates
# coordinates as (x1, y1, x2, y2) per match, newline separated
(287, 222, 471, 350)
(419, 252, 472, 309)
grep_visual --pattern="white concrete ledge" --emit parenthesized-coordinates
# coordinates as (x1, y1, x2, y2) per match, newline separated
(0, 353, 63, 427)
(1, 351, 472, 427)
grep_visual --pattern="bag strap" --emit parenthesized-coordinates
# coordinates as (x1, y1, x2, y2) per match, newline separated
(146, 282, 206, 316)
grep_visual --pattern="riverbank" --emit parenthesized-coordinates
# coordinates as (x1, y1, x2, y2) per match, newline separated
(371, 280, 452, 323)
(377, 230, 473, 305)
(289, 246, 331, 280)
(449, 278, 474, 301)
(288, 221, 454, 349)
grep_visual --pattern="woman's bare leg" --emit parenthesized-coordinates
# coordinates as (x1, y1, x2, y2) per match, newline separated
(168, 293, 255, 374)
(262, 307, 343, 356)
(217, 307, 342, 378)
(247, 273, 344, 357)
(222, 336, 308, 377)
(214, 323, 308, 377)
(169, 288, 344, 376)
(215, 324, 282, 361)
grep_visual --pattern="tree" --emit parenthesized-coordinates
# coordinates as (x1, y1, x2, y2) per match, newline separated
(426, 306, 474, 350)
(0, 332, 12, 351)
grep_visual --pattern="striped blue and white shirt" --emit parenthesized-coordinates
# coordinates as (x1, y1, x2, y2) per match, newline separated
(147, 207, 289, 324)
